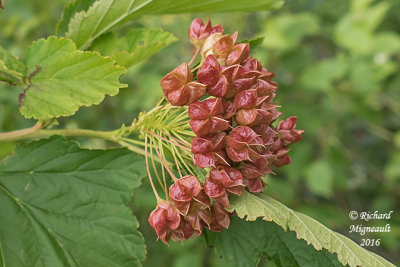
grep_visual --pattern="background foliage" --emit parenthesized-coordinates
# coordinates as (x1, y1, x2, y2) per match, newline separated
(0, 0, 399, 266)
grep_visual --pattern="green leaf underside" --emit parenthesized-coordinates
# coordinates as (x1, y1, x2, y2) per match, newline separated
(66, 0, 284, 49)
(90, 28, 178, 68)
(19, 37, 126, 120)
(212, 217, 345, 267)
(0, 136, 146, 267)
(0, 45, 25, 85)
(229, 191, 395, 267)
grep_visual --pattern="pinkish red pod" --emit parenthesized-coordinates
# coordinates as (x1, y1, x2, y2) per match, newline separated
(189, 98, 234, 136)
(191, 132, 229, 168)
(189, 18, 223, 48)
(148, 201, 182, 244)
(160, 62, 206, 106)
(277, 116, 304, 146)
(226, 126, 267, 162)
(151, 17, 304, 244)
(204, 166, 244, 208)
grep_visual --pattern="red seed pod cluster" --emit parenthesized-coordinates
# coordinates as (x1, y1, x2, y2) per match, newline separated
(153, 18, 303, 244)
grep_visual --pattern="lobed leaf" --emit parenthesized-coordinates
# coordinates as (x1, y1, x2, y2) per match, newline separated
(66, 0, 284, 49)
(0, 45, 25, 85)
(56, 0, 96, 35)
(228, 191, 396, 267)
(19, 36, 126, 120)
(0, 136, 146, 267)
(210, 216, 345, 267)
(90, 28, 178, 68)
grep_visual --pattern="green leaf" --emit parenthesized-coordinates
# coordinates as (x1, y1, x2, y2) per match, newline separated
(0, 45, 25, 85)
(66, 0, 284, 49)
(56, 0, 96, 35)
(0, 136, 146, 266)
(239, 36, 265, 50)
(211, 217, 344, 267)
(90, 28, 178, 68)
(229, 191, 396, 267)
(19, 36, 126, 120)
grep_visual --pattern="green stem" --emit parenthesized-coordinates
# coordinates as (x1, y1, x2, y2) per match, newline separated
(0, 127, 117, 143)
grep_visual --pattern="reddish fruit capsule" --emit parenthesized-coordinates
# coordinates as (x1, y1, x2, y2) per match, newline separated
(189, 98, 234, 136)
(189, 18, 223, 48)
(161, 62, 206, 106)
(206, 202, 231, 232)
(197, 54, 237, 97)
(169, 175, 209, 215)
(277, 116, 304, 146)
(226, 126, 267, 162)
(192, 132, 229, 168)
(204, 166, 244, 208)
(148, 201, 181, 244)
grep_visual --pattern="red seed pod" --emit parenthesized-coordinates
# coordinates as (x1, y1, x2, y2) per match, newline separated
(206, 202, 231, 232)
(233, 89, 276, 126)
(204, 166, 244, 208)
(223, 65, 258, 99)
(148, 201, 181, 244)
(239, 158, 272, 193)
(189, 98, 233, 136)
(277, 116, 304, 146)
(211, 33, 249, 66)
(192, 132, 229, 168)
(226, 126, 267, 162)
(269, 139, 292, 168)
(226, 43, 250, 65)
(197, 54, 237, 97)
(252, 124, 277, 146)
(189, 18, 223, 48)
(169, 175, 208, 215)
(184, 191, 213, 234)
(171, 218, 195, 242)
(160, 62, 206, 106)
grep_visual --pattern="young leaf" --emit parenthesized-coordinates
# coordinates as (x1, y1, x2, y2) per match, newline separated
(66, 0, 284, 49)
(0, 45, 25, 85)
(0, 136, 146, 266)
(19, 36, 126, 120)
(90, 28, 178, 68)
(228, 191, 396, 267)
(210, 217, 344, 267)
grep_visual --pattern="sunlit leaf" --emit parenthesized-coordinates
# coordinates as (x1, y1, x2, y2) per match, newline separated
(90, 28, 177, 68)
(66, 0, 284, 49)
(0, 45, 25, 85)
(228, 191, 396, 267)
(19, 36, 126, 120)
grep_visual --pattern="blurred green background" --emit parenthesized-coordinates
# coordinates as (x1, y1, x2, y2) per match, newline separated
(1, 0, 399, 266)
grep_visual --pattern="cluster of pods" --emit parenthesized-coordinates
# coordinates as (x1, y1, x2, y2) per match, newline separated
(149, 18, 303, 244)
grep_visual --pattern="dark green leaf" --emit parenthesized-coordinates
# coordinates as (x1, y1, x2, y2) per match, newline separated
(0, 136, 146, 267)
(212, 217, 344, 267)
